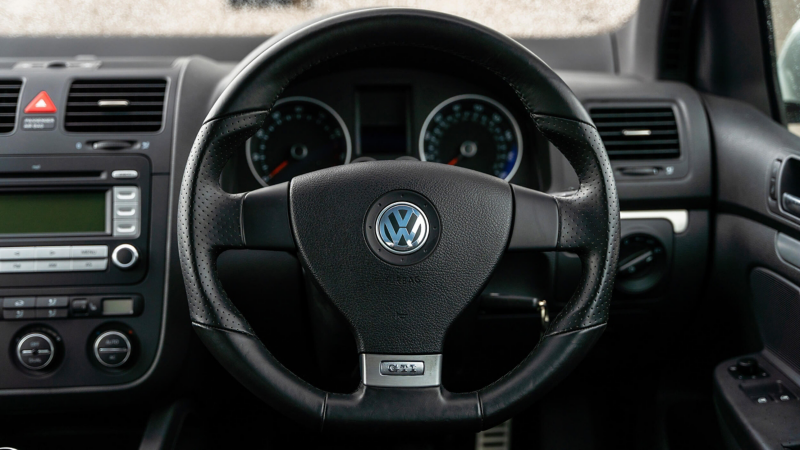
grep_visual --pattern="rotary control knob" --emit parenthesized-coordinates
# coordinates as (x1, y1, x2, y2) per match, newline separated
(111, 244, 139, 270)
(736, 358, 759, 376)
(93, 331, 132, 368)
(16, 333, 55, 370)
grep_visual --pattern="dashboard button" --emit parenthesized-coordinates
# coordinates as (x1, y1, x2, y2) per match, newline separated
(34, 260, 71, 272)
(35, 296, 69, 308)
(113, 219, 139, 237)
(71, 299, 88, 313)
(34, 246, 70, 259)
(3, 297, 36, 309)
(111, 170, 139, 179)
(0, 247, 35, 260)
(113, 186, 139, 202)
(72, 259, 108, 272)
(17, 333, 55, 370)
(72, 259, 108, 271)
(70, 245, 108, 259)
(113, 203, 139, 219)
(35, 309, 68, 319)
(0, 261, 35, 273)
(3, 309, 34, 320)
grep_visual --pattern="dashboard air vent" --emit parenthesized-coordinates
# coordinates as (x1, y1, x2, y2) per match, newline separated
(65, 79, 167, 133)
(590, 106, 680, 160)
(0, 80, 23, 134)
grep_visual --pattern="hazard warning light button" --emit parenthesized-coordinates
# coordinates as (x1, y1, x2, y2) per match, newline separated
(24, 91, 57, 114)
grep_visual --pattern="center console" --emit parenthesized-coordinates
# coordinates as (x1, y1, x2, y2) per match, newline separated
(0, 59, 178, 391)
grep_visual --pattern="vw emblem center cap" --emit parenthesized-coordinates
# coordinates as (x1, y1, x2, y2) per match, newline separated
(376, 202, 430, 254)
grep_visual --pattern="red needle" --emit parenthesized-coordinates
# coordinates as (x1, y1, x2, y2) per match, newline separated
(269, 160, 289, 178)
(447, 157, 459, 166)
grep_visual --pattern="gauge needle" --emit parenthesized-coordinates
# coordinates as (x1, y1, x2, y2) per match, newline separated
(269, 160, 289, 178)
(447, 156, 460, 166)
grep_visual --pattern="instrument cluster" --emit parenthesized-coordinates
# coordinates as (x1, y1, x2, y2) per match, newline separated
(239, 68, 537, 188)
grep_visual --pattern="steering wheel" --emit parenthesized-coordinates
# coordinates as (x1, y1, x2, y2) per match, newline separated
(178, 8, 619, 433)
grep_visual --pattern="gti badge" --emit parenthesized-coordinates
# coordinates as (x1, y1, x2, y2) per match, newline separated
(376, 202, 429, 254)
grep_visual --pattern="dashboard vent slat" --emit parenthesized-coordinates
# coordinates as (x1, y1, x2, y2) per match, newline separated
(65, 79, 167, 133)
(0, 80, 22, 135)
(590, 106, 681, 160)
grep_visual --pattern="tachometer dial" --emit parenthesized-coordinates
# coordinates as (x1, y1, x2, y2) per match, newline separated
(246, 97, 351, 186)
(419, 94, 522, 180)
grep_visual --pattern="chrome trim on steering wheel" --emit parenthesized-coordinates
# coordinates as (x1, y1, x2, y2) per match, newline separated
(361, 354, 442, 387)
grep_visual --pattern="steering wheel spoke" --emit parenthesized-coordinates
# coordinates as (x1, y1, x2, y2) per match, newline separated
(241, 182, 295, 250)
(507, 185, 559, 251)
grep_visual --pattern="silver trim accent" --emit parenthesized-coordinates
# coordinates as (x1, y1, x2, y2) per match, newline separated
(97, 100, 129, 107)
(93, 331, 131, 368)
(16, 333, 55, 370)
(418, 94, 523, 181)
(621, 129, 652, 136)
(246, 96, 353, 187)
(111, 244, 138, 269)
(111, 170, 139, 179)
(620, 210, 688, 233)
(361, 354, 442, 387)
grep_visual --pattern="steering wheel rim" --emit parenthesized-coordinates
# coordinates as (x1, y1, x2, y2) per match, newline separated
(178, 8, 619, 433)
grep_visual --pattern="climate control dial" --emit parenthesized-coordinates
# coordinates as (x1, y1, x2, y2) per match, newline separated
(16, 333, 55, 370)
(93, 330, 132, 368)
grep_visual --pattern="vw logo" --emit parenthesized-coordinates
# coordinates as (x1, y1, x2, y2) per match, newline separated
(376, 202, 430, 254)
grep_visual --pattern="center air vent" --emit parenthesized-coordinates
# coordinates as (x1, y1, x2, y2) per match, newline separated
(0, 80, 23, 134)
(65, 79, 167, 133)
(590, 105, 681, 160)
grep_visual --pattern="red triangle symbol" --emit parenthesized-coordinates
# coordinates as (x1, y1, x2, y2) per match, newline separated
(24, 91, 57, 114)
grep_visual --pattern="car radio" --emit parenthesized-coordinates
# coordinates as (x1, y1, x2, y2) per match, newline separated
(0, 154, 150, 288)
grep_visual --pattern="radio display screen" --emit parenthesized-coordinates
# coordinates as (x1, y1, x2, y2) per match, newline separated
(0, 191, 107, 235)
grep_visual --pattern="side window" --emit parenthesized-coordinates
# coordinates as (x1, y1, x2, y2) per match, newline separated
(772, 0, 800, 134)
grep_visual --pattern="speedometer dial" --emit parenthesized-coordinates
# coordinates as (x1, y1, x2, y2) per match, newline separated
(419, 94, 522, 181)
(246, 97, 351, 186)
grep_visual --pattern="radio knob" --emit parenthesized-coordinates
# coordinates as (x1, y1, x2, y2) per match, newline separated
(16, 333, 56, 371)
(93, 331, 132, 368)
(111, 244, 138, 270)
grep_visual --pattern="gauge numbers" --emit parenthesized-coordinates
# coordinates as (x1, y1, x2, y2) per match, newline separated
(246, 96, 351, 186)
(419, 94, 522, 181)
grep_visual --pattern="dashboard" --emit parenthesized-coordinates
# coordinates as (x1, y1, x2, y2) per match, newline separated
(0, 42, 711, 401)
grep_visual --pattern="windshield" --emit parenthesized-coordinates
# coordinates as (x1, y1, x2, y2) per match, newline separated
(0, 0, 638, 38)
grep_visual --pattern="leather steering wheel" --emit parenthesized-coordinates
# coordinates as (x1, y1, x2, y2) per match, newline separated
(179, 8, 619, 433)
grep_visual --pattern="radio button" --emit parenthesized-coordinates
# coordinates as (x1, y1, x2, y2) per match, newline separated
(3, 297, 36, 309)
(0, 247, 35, 260)
(113, 219, 139, 237)
(113, 203, 139, 219)
(70, 245, 108, 259)
(113, 186, 139, 202)
(34, 260, 71, 272)
(111, 170, 139, 179)
(35, 296, 69, 308)
(73, 259, 108, 272)
(0, 261, 35, 273)
(35, 246, 71, 259)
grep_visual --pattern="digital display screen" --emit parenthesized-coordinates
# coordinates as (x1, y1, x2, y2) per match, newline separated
(103, 299, 134, 316)
(0, 191, 107, 235)
(357, 87, 410, 156)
